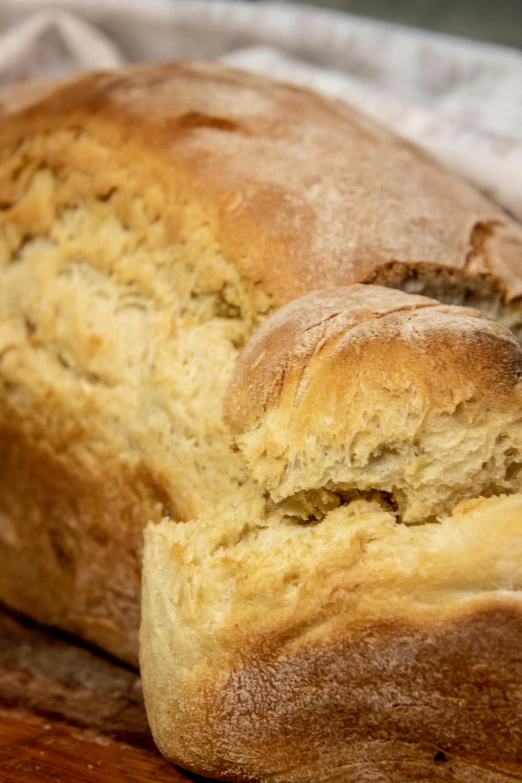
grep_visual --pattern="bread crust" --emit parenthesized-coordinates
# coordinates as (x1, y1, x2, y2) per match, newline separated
(225, 285, 522, 434)
(161, 607, 522, 782)
(0, 422, 165, 663)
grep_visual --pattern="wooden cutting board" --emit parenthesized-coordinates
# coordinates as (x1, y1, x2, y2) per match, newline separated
(0, 606, 204, 782)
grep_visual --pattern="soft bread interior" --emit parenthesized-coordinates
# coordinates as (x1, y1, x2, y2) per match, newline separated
(143, 493, 522, 674)
(0, 134, 256, 654)
(0, 141, 255, 523)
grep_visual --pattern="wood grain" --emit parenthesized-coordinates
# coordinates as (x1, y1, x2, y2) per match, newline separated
(0, 606, 205, 782)
(0, 707, 198, 783)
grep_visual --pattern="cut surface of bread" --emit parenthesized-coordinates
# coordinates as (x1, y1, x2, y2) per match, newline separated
(1, 61, 522, 666)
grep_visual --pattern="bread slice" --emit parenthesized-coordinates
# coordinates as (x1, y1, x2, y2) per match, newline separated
(1, 62, 522, 664)
(142, 286, 522, 780)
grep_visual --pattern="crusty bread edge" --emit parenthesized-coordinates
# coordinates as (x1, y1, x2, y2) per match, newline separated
(141, 593, 522, 782)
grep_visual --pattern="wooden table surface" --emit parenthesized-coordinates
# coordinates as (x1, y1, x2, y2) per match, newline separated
(0, 607, 204, 782)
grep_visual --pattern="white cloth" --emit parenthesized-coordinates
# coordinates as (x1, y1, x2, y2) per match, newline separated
(0, 0, 521, 218)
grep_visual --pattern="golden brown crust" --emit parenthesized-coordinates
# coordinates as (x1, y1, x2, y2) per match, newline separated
(225, 285, 522, 435)
(1, 61, 522, 311)
(174, 607, 522, 782)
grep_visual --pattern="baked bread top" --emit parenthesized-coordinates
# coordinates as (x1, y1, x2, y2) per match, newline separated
(1, 61, 522, 324)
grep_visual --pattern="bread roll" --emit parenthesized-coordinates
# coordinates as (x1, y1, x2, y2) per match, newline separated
(1, 61, 522, 666)
(141, 286, 522, 781)
(226, 285, 522, 523)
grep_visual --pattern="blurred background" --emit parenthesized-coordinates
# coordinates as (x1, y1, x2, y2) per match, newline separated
(281, 0, 522, 49)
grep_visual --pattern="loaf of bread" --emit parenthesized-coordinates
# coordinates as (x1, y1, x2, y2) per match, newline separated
(0, 62, 521, 779)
